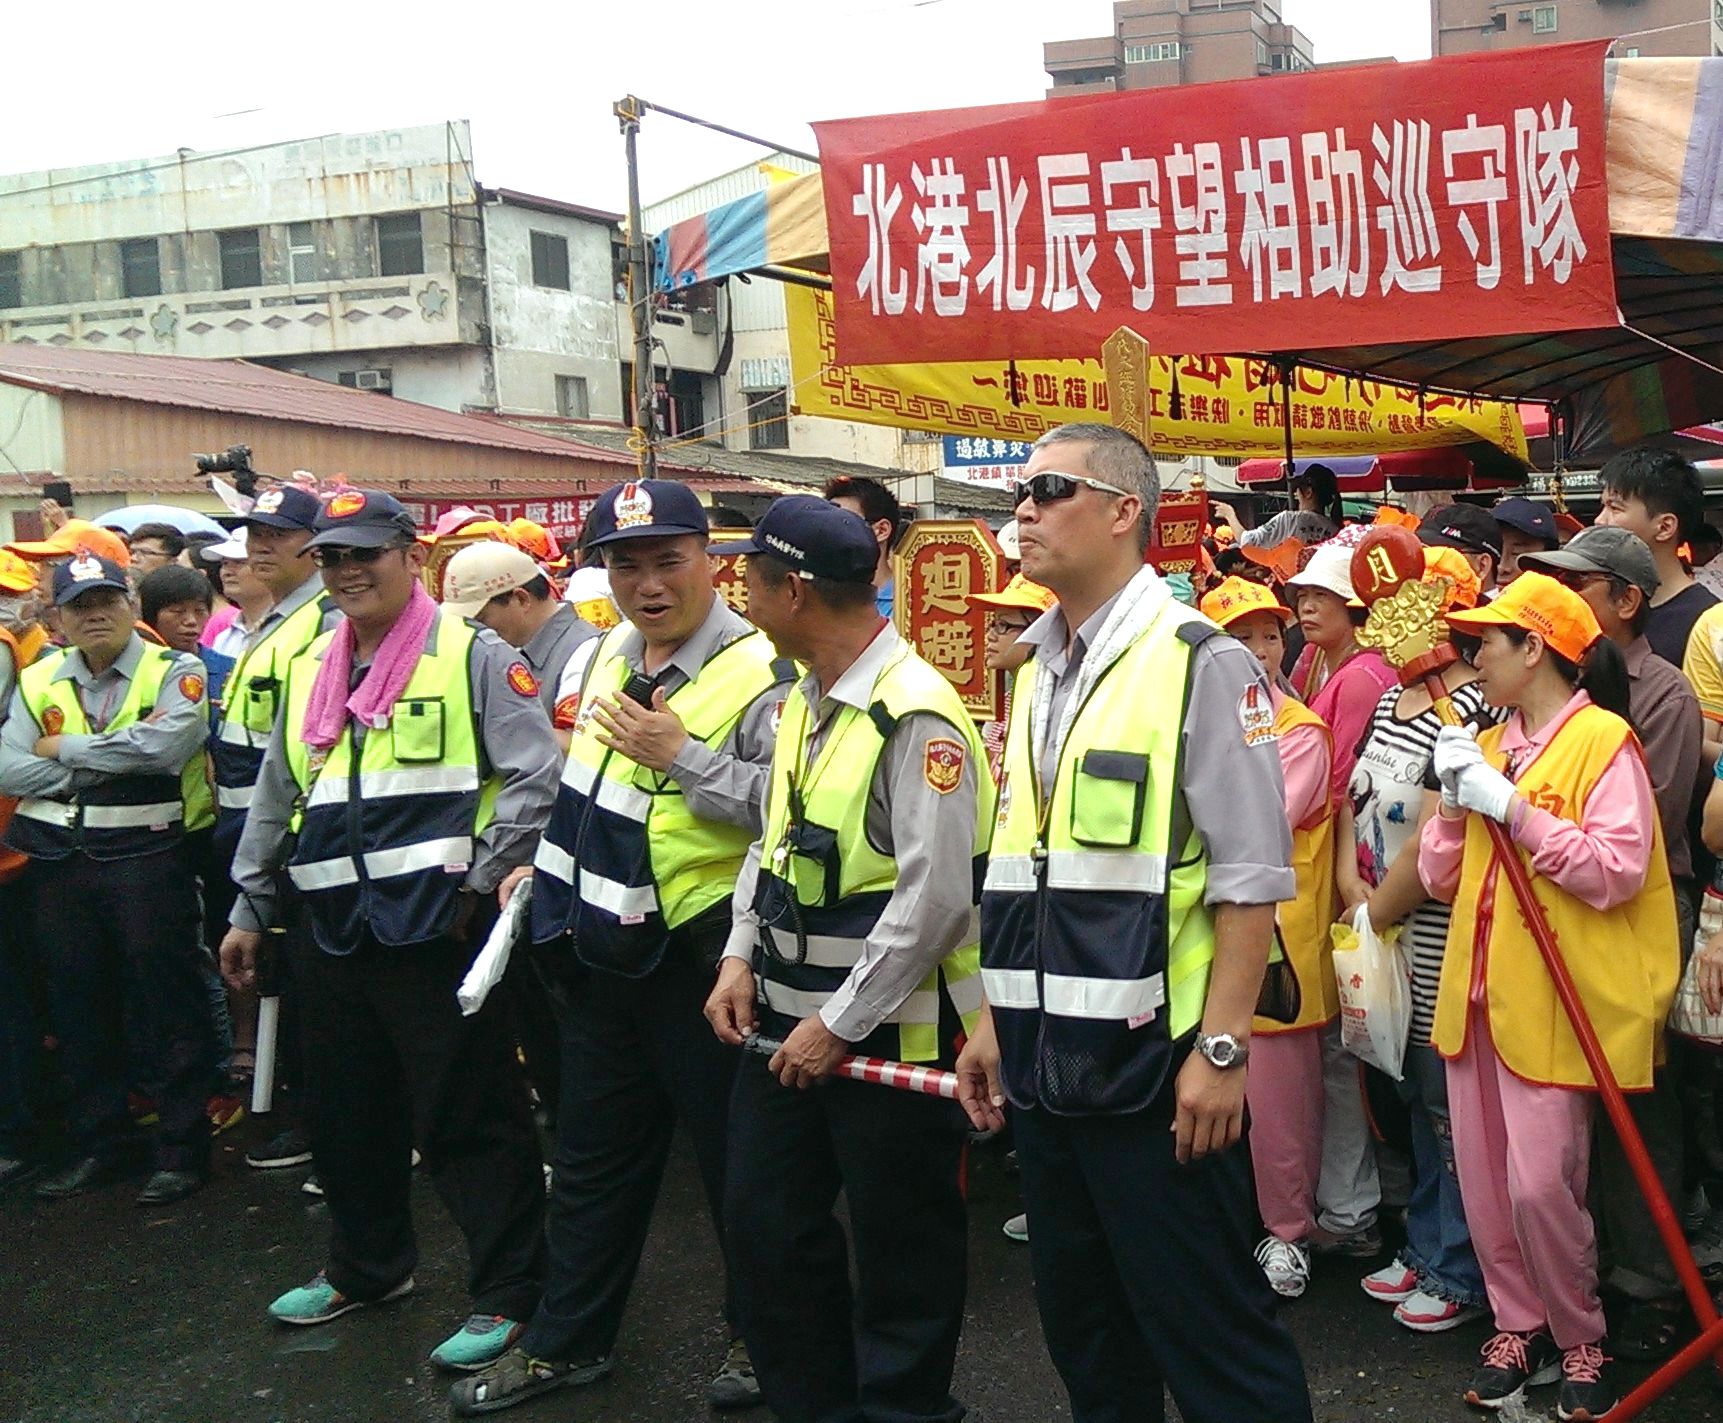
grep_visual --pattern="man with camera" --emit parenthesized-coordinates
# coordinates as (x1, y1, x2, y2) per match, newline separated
(453, 481, 790, 1416)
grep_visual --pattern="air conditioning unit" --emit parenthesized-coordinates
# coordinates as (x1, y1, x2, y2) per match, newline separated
(353, 368, 391, 391)
(690, 310, 717, 335)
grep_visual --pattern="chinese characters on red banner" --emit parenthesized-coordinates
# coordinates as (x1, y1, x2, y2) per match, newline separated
(892, 522, 1004, 721)
(814, 43, 1613, 364)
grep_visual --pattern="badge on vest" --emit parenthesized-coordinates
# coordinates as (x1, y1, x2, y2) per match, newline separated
(924, 737, 966, 795)
(1237, 685, 1276, 748)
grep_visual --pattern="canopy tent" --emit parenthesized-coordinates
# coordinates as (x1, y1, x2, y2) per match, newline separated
(652, 52, 1723, 462)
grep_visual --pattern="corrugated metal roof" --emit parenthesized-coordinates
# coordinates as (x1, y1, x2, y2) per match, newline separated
(61, 466, 769, 499)
(0, 345, 648, 466)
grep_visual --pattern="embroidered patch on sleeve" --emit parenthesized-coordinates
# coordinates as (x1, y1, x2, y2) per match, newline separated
(552, 693, 580, 730)
(506, 662, 540, 698)
(924, 737, 966, 794)
(179, 673, 206, 703)
(1237, 684, 1276, 748)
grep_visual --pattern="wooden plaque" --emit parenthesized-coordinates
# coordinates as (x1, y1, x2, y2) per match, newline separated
(892, 519, 1004, 722)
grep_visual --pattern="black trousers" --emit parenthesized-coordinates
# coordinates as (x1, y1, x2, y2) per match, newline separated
(23, 847, 214, 1173)
(521, 932, 740, 1361)
(726, 1052, 969, 1423)
(1013, 1085, 1314, 1423)
(291, 931, 546, 1319)
(0, 878, 44, 1158)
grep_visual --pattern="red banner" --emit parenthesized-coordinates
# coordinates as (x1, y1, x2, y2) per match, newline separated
(814, 42, 1614, 365)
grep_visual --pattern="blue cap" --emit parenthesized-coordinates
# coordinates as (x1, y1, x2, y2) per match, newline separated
(52, 553, 130, 606)
(303, 489, 419, 550)
(720, 495, 878, 584)
(1491, 496, 1558, 546)
(585, 480, 709, 548)
(245, 484, 323, 533)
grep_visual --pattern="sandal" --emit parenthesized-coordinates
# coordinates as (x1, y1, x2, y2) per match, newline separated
(1614, 1299, 1688, 1362)
(448, 1347, 612, 1416)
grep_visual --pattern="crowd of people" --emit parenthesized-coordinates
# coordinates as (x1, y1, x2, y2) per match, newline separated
(1, 435, 1721, 1422)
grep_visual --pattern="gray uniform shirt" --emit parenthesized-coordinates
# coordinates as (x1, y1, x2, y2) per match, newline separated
(724, 623, 982, 1044)
(520, 603, 599, 725)
(1018, 584, 1295, 907)
(229, 615, 561, 933)
(574, 595, 788, 836)
(0, 634, 208, 800)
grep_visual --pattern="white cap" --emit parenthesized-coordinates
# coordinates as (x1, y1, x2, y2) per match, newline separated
(441, 541, 543, 618)
(561, 564, 622, 630)
(996, 519, 1021, 560)
(1283, 541, 1362, 606)
(199, 527, 248, 563)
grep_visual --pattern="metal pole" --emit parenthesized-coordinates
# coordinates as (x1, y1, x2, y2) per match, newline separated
(617, 95, 657, 480)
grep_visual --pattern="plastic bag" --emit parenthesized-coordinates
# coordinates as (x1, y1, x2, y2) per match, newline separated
(1330, 902, 1411, 1081)
(1669, 887, 1723, 1050)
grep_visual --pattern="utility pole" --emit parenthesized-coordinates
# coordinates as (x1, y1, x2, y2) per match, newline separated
(616, 95, 657, 480)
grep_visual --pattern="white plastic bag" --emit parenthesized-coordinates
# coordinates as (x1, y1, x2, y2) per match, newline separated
(1330, 902, 1412, 1081)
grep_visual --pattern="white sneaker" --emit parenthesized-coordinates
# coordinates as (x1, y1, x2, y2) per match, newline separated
(1254, 1236, 1311, 1299)
(1361, 1256, 1420, 1303)
(1394, 1287, 1486, 1333)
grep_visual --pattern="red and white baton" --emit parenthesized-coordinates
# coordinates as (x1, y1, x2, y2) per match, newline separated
(743, 1034, 960, 1100)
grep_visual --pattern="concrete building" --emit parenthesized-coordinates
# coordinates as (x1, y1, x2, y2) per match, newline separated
(1045, 0, 1317, 96)
(1434, 0, 1721, 57)
(0, 124, 727, 427)
(642, 154, 941, 478)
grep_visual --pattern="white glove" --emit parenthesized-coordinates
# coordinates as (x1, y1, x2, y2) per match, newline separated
(1432, 724, 1485, 807)
(1454, 761, 1516, 824)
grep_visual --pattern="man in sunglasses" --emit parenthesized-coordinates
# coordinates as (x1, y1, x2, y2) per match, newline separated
(955, 423, 1314, 1423)
(221, 491, 560, 1376)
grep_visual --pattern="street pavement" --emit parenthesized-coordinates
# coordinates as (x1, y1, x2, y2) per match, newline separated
(4, 1120, 1722, 1423)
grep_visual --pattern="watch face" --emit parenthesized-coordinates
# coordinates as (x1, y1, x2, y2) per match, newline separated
(1205, 1035, 1239, 1067)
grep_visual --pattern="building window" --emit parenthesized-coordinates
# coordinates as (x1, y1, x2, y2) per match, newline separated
(531, 231, 570, 290)
(556, 374, 590, 419)
(375, 213, 423, 277)
(0, 251, 19, 309)
(289, 222, 319, 284)
(1124, 40, 1181, 62)
(1625, 46, 1640, 57)
(1532, 5, 1558, 33)
(120, 238, 161, 298)
(1258, 41, 1270, 67)
(749, 388, 790, 450)
(218, 228, 263, 289)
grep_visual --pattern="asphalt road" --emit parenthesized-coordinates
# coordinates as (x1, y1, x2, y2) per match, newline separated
(5, 1121, 1723, 1423)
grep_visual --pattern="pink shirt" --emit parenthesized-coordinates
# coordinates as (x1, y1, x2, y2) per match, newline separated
(200, 604, 239, 646)
(1418, 690, 1656, 914)
(1302, 648, 1398, 804)
(1271, 686, 1331, 831)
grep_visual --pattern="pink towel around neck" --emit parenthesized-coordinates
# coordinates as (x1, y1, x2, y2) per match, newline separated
(303, 584, 439, 750)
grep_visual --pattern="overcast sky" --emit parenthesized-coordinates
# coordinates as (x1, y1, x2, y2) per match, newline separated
(12, 0, 1430, 214)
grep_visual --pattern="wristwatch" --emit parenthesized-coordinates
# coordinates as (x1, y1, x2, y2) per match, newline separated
(1193, 1032, 1249, 1070)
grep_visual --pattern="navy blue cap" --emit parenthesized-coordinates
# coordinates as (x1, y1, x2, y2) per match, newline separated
(1491, 496, 1559, 545)
(1417, 503, 1504, 561)
(586, 480, 709, 548)
(720, 495, 878, 584)
(52, 553, 130, 606)
(244, 484, 323, 533)
(303, 490, 419, 550)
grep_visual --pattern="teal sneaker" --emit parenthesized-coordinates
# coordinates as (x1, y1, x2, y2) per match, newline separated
(431, 1315, 527, 1372)
(267, 1270, 414, 1325)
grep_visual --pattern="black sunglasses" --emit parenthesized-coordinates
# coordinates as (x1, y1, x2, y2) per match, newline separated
(1011, 471, 1130, 507)
(1545, 568, 1610, 593)
(310, 543, 407, 569)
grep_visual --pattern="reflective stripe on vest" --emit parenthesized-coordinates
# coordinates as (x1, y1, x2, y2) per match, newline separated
(752, 643, 993, 1064)
(6, 644, 192, 861)
(530, 623, 788, 975)
(980, 600, 1217, 1115)
(280, 611, 495, 949)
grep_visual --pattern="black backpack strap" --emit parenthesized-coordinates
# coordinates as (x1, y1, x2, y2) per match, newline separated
(867, 701, 899, 741)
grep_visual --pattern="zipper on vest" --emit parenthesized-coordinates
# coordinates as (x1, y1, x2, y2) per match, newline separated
(347, 728, 368, 907)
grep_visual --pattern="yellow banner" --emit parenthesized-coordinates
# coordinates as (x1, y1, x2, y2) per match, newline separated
(786, 285, 1527, 462)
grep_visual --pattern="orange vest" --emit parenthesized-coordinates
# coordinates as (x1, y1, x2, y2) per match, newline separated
(1257, 692, 1340, 1035)
(1433, 702, 1679, 1090)
(0, 625, 40, 882)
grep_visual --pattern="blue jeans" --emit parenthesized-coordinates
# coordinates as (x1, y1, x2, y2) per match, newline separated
(1398, 1042, 1486, 1305)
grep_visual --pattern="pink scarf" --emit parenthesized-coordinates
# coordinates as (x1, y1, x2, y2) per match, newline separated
(303, 584, 439, 750)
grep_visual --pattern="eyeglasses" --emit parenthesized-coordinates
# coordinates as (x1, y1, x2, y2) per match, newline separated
(310, 543, 406, 569)
(1011, 471, 1130, 506)
(1546, 569, 1611, 593)
(987, 614, 1035, 634)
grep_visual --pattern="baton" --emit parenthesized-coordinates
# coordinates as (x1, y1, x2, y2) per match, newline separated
(249, 927, 286, 1116)
(742, 1033, 960, 1100)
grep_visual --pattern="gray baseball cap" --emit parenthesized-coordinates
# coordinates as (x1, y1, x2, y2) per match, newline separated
(1520, 525, 1659, 601)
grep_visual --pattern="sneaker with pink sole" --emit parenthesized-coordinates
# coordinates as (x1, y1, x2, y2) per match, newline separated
(1361, 1257, 1419, 1304)
(1394, 1287, 1486, 1334)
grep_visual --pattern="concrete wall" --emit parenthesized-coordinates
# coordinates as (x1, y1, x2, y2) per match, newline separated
(268, 346, 495, 414)
(1437, 0, 1714, 56)
(0, 382, 64, 474)
(484, 201, 626, 417)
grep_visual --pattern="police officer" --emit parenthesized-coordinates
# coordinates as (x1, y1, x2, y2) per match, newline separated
(453, 481, 789, 1416)
(955, 423, 1313, 1423)
(0, 553, 215, 1206)
(220, 491, 558, 1373)
(705, 496, 991, 1423)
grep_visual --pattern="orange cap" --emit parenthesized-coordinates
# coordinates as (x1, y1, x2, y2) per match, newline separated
(967, 573, 1057, 615)
(1553, 511, 1584, 542)
(1445, 569, 1601, 662)
(505, 518, 568, 570)
(1200, 576, 1293, 628)
(7, 519, 130, 567)
(1421, 545, 1481, 612)
(0, 549, 36, 593)
(1239, 536, 1304, 584)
